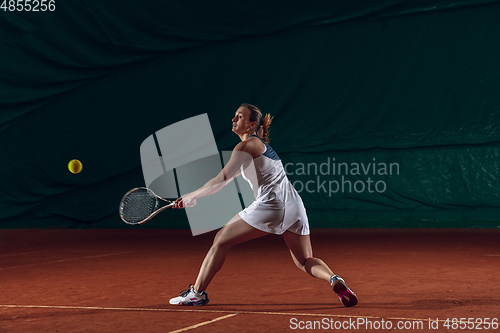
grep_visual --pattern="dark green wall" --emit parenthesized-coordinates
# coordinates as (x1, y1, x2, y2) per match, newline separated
(1, 1, 499, 228)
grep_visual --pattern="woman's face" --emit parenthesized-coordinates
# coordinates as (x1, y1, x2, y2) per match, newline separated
(232, 107, 255, 135)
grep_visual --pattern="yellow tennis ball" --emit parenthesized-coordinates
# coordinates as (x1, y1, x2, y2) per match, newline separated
(68, 159, 83, 174)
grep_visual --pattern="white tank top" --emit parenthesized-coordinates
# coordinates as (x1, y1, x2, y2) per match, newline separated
(240, 135, 301, 208)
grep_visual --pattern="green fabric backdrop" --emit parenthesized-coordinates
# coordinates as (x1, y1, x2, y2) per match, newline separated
(1, 0, 499, 228)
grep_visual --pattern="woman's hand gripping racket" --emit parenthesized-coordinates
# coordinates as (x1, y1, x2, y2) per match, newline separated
(119, 187, 175, 225)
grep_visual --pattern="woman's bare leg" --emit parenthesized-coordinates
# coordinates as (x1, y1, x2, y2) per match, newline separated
(282, 230, 333, 281)
(283, 230, 358, 307)
(193, 215, 267, 291)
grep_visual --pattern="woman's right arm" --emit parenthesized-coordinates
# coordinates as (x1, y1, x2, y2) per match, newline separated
(172, 142, 253, 208)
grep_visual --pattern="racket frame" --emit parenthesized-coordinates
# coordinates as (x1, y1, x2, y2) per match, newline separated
(119, 187, 175, 225)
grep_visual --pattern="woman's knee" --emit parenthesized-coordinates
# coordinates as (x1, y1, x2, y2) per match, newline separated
(291, 252, 312, 270)
(212, 229, 233, 249)
(294, 260, 305, 271)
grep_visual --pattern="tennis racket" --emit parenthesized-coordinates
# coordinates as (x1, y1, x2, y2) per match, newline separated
(119, 187, 175, 225)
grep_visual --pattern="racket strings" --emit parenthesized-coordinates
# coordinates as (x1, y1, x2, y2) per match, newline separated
(120, 189, 158, 224)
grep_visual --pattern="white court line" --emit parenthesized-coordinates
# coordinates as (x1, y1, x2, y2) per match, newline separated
(0, 304, 465, 324)
(0, 252, 129, 270)
(168, 313, 237, 333)
(0, 251, 47, 258)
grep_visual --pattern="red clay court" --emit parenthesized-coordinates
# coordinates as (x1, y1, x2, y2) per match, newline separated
(1, 228, 499, 332)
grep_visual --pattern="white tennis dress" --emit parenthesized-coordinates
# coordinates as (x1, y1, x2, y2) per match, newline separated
(238, 135, 309, 235)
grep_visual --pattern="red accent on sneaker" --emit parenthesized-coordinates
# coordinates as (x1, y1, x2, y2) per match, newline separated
(338, 289, 358, 307)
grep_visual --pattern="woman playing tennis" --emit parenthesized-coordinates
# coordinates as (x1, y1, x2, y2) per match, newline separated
(169, 103, 357, 307)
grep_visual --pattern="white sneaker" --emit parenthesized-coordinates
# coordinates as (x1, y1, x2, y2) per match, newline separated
(169, 284, 209, 306)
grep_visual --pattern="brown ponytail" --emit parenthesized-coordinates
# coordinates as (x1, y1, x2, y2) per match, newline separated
(240, 103, 274, 143)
